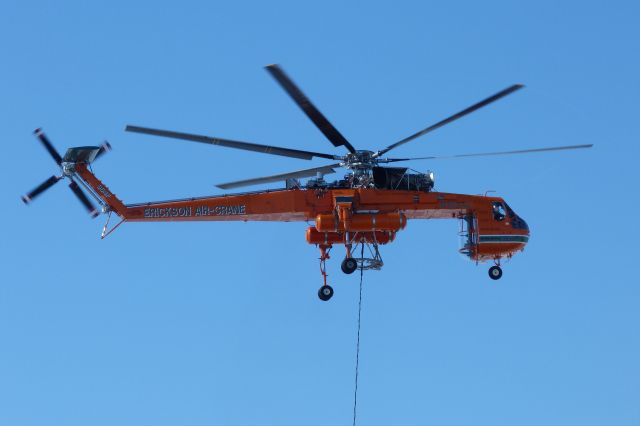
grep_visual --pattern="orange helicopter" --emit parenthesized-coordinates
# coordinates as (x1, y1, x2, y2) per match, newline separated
(22, 64, 592, 301)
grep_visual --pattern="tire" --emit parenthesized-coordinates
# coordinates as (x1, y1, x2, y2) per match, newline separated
(341, 257, 358, 274)
(488, 265, 503, 280)
(318, 285, 334, 301)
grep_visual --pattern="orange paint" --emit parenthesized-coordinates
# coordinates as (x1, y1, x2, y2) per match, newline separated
(75, 163, 529, 264)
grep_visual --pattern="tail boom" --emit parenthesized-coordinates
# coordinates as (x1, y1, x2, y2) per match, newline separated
(74, 163, 127, 217)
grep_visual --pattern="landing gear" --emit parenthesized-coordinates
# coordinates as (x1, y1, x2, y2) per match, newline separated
(318, 285, 334, 301)
(488, 265, 503, 280)
(317, 244, 334, 301)
(313, 239, 385, 300)
(341, 257, 358, 274)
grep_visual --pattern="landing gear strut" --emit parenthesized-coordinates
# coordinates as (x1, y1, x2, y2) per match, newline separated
(318, 244, 334, 301)
(488, 265, 503, 280)
(314, 238, 385, 300)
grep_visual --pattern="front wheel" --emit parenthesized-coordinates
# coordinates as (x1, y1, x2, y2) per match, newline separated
(318, 285, 334, 301)
(488, 265, 503, 280)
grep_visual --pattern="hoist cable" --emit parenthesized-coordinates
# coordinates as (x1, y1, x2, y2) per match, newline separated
(352, 244, 365, 426)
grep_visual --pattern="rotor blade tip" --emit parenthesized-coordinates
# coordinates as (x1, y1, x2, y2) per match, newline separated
(34, 127, 43, 135)
(21, 195, 31, 204)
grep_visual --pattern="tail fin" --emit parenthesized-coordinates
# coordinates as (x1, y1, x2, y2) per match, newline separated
(62, 144, 111, 164)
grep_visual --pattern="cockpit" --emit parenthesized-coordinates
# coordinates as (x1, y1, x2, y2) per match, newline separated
(459, 198, 530, 263)
(492, 201, 528, 230)
(492, 202, 506, 221)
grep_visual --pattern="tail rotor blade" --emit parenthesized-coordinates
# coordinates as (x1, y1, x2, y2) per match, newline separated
(34, 128, 63, 165)
(21, 175, 63, 204)
(68, 180, 99, 218)
(94, 141, 112, 160)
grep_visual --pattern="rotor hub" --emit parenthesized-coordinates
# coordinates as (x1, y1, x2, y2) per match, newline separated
(344, 150, 377, 170)
(62, 162, 76, 176)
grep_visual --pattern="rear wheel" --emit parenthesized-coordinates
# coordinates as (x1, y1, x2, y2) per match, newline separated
(488, 265, 503, 280)
(341, 257, 358, 274)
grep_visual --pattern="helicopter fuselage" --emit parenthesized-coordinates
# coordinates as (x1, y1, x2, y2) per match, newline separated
(76, 163, 529, 265)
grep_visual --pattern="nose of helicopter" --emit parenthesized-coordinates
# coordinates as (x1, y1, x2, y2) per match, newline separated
(509, 213, 530, 253)
(479, 200, 531, 260)
(511, 213, 529, 233)
(500, 201, 530, 245)
(513, 213, 530, 241)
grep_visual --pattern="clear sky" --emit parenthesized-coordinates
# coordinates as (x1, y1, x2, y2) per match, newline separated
(1, 1, 638, 425)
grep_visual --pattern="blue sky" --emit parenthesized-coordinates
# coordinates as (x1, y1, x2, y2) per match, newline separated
(1, 1, 638, 425)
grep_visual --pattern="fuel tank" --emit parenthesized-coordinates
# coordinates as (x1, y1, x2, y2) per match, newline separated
(315, 212, 407, 233)
(306, 227, 396, 245)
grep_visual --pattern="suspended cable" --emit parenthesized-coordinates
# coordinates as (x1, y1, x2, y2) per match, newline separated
(352, 244, 365, 426)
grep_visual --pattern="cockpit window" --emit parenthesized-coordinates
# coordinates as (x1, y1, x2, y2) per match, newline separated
(503, 202, 515, 218)
(492, 202, 506, 221)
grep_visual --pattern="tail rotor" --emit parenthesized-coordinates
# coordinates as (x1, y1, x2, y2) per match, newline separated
(21, 175, 64, 204)
(21, 128, 109, 218)
(94, 141, 112, 160)
(34, 127, 63, 165)
(68, 179, 100, 218)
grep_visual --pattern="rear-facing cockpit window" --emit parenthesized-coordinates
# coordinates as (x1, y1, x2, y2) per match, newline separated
(492, 202, 506, 221)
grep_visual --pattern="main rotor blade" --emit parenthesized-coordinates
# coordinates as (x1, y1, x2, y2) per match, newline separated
(21, 175, 63, 204)
(125, 125, 338, 161)
(265, 64, 357, 154)
(216, 163, 342, 190)
(68, 180, 99, 218)
(34, 128, 62, 165)
(380, 144, 594, 162)
(376, 84, 525, 157)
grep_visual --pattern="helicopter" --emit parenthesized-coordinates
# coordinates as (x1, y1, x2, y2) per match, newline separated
(22, 64, 592, 301)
